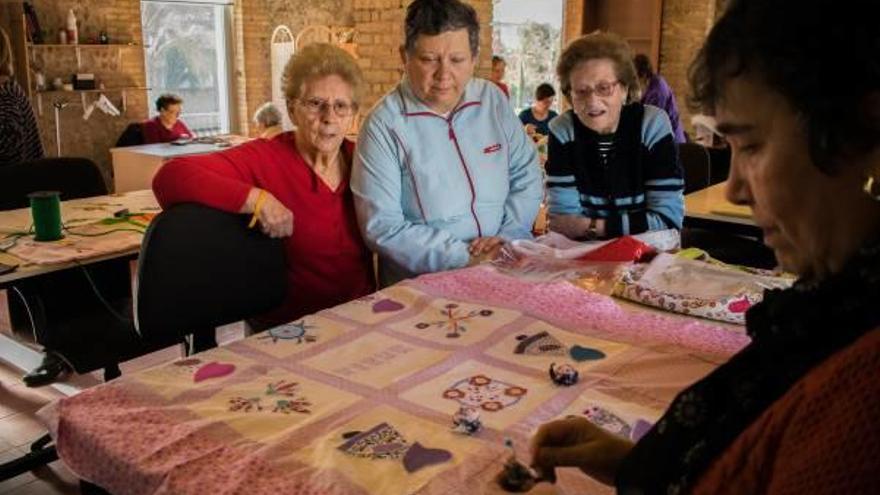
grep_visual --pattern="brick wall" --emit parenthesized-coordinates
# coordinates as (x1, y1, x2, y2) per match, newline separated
(352, 0, 494, 111)
(236, 0, 354, 135)
(658, 0, 716, 136)
(28, 0, 148, 186)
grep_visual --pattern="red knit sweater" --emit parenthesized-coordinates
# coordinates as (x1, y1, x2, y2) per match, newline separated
(693, 328, 880, 494)
(152, 132, 375, 326)
(142, 116, 192, 144)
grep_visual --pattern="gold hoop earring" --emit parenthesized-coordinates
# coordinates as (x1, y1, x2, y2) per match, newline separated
(864, 175, 880, 201)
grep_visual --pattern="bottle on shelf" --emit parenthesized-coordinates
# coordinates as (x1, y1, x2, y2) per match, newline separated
(66, 9, 78, 45)
(57, 28, 67, 45)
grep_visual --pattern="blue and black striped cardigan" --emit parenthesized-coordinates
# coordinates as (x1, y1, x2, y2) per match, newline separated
(545, 103, 684, 237)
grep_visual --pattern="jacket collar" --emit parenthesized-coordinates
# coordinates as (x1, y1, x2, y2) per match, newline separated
(397, 77, 482, 118)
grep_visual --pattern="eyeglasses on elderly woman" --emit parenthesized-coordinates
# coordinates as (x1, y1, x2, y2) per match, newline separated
(569, 80, 620, 100)
(297, 97, 357, 118)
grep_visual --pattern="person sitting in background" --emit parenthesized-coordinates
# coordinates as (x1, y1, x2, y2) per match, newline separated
(153, 43, 375, 329)
(490, 55, 510, 98)
(352, 0, 542, 286)
(546, 32, 684, 241)
(0, 27, 43, 165)
(253, 102, 284, 140)
(634, 53, 686, 143)
(530, 1, 879, 493)
(519, 83, 559, 137)
(142, 93, 193, 144)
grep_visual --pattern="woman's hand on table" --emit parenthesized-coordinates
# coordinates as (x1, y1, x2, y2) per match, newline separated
(530, 416, 634, 486)
(469, 236, 506, 265)
(241, 188, 294, 238)
(548, 214, 605, 240)
(547, 214, 589, 240)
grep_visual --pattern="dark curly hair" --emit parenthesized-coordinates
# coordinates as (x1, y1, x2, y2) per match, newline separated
(404, 0, 480, 57)
(689, 0, 880, 173)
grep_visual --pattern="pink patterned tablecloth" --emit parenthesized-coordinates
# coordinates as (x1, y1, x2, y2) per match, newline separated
(42, 266, 747, 495)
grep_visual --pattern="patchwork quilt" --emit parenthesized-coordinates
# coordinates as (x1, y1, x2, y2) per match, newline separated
(42, 266, 747, 495)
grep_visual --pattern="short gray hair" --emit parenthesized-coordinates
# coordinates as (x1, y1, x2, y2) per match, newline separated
(282, 43, 364, 107)
(404, 0, 480, 57)
(253, 102, 283, 127)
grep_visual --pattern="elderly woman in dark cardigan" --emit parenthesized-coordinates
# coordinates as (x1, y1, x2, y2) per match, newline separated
(528, 0, 880, 493)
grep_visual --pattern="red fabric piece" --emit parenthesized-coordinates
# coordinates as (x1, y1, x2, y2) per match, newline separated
(141, 116, 193, 144)
(152, 132, 375, 326)
(693, 328, 880, 495)
(577, 236, 655, 262)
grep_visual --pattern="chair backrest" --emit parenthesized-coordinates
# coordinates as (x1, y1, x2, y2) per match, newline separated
(679, 142, 712, 195)
(135, 203, 287, 340)
(115, 122, 144, 148)
(0, 157, 107, 211)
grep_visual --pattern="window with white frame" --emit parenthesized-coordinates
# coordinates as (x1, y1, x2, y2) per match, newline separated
(141, 0, 233, 134)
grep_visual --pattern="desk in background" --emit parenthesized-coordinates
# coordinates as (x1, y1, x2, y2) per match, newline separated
(110, 137, 249, 193)
(684, 181, 761, 238)
(0, 190, 159, 395)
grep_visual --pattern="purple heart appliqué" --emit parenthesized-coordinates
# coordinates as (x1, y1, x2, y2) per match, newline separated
(372, 298, 404, 313)
(402, 442, 452, 473)
(193, 362, 236, 383)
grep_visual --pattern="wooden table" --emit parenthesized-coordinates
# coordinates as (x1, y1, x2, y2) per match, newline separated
(0, 190, 159, 394)
(110, 136, 249, 193)
(684, 182, 761, 237)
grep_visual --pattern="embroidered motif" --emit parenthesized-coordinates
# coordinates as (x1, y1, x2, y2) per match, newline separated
(442, 374, 527, 411)
(338, 422, 410, 459)
(354, 295, 406, 313)
(569, 345, 606, 362)
(583, 405, 653, 442)
(415, 303, 494, 338)
(259, 320, 317, 344)
(193, 362, 236, 382)
(228, 380, 311, 414)
(514, 331, 566, 356)
(337, 422, 453, 472)
(483, 143, 502, 154)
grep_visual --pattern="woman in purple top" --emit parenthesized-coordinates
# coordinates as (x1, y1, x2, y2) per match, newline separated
(634, 54, 686, 143)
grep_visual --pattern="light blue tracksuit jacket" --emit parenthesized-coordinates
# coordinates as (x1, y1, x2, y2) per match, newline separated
(352, 78, 543, 286)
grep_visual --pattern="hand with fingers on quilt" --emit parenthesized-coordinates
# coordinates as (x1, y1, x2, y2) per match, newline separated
(530, 416, 634, 486)
(468, 236, 507, 265)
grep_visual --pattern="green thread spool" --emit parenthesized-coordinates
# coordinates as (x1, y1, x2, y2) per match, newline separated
(28, 191, 64, 242)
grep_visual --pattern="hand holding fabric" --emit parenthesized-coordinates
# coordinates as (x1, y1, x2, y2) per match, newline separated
(530, 416, 634, 486)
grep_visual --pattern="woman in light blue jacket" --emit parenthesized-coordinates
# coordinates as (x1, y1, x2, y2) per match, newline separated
(352, 0, 543, 286)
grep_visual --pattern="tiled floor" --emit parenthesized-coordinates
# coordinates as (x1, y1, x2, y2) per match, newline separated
(0, 323, 244, 494)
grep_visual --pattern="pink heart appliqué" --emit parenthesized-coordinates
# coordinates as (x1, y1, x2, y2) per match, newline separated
(402, 442, 452, 472)
(372, 298, 404, 313)
(193, 362, 236, 383)
(727, 297, 752, 313)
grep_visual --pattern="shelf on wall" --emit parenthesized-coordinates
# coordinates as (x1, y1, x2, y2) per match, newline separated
(34, 87, 150, 116)
(28, 43, 149, 69)
(27, 43, 148, 48)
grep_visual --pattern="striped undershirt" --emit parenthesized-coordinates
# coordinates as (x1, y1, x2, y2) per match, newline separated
(596, 134, 616, 168)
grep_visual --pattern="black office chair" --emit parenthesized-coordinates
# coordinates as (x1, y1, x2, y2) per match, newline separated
(134, 203, 287, 347)
(0, 157, 108, 210)
(0, 203, 287, 485)
(679, 142, 712, 194)
(114, 122, 144, 148)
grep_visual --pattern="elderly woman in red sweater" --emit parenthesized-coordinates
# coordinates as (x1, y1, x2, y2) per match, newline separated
(153, 43, 375, 328)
